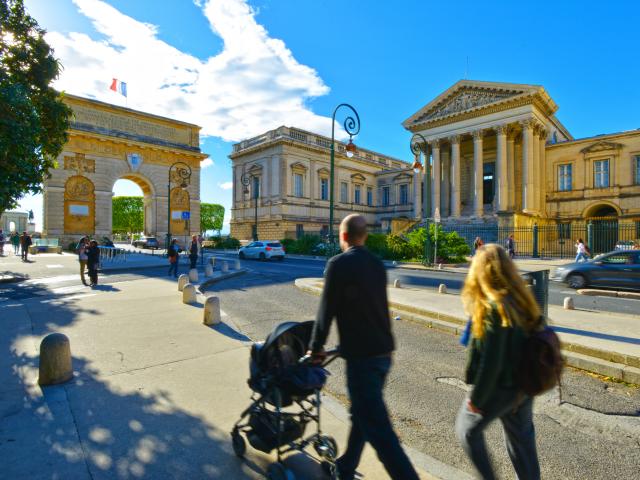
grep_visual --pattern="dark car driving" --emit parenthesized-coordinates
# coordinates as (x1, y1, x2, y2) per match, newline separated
(550, 250, 640, 290)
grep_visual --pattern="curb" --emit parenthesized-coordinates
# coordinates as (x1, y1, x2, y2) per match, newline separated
(578, 288, 640, 300)
(293, 279, 640, 384)
(197, 268, 247, 293)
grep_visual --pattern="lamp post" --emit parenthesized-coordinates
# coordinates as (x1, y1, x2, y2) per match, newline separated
(166, 162, 192, 251)
(240, 166, 258, 241)
(329, 104, 360, 255)
(410, 133, 433, 265)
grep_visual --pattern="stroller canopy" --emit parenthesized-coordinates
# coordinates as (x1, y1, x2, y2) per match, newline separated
(252, 321, 314, 374)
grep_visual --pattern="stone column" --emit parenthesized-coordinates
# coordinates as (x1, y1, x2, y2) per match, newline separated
(422, 148, 430, 220)
(538, 129, 547, 216)
(495, 125, 508, 212)
(442, 146, 451, 216)
(507, 133, 515, 210)
(521, 120, 534, 213)
(450, 135, 461, 218)
(472, 130, 484, 217)
(532, 126, 540, 213)
(431, 139, 441, 217)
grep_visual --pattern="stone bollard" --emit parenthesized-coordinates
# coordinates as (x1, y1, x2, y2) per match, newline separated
(392, 261, 398, 266)
(221, 261, 229, 273)
(393, 279, 401, 288)
(189, 268, 199, 283)
(438, 263, 443, 270)
(438, 284, 447, 294)
(182, 284, 197, 304)
(564, 297, 574, 310)
(235, 259, 241, 270)
(38, 333, 73, 386)
(210, 257, 216, 267)
(205, 264, 214, 277)
(204, 296, 221, 325)
(178, 274, 189, 291)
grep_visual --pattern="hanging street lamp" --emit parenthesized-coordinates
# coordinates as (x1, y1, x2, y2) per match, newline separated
(410, 133, 433, 265)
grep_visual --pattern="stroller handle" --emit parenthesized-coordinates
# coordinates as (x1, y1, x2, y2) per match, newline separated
(299, 347, 340, 367)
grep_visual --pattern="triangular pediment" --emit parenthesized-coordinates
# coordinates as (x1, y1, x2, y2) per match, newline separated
(580, 140, 623, 154)
(351, 173, 366, 181)
(403, 80, 556, 129)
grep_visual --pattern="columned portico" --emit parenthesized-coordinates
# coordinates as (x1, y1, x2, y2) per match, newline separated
(472, 130, 484, 217)
(521, 120, 534, 213)
(431, 140, 441, 216)
(450, 135, 461, 218)
(495, 125, 508, 212)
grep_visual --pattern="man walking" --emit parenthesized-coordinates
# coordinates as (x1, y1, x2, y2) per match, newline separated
(77, 237, 89, 286)
(506, 234, 516, 259)
(167, 239, 180, 278)
(20, 231, 32, 261)
(11, 231, 20, 255)
(188, 235, 199, 269)
(308, 214, 419, 480)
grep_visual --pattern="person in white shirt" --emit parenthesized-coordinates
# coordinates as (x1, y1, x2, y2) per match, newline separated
(575, 238, 588, 263)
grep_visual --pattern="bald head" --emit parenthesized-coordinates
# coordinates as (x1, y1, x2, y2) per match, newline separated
(339, 214, 368, 249)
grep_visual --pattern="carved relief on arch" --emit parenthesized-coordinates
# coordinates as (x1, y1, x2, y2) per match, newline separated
(64, 175, 95, 234)
(170, 187, 190, 235)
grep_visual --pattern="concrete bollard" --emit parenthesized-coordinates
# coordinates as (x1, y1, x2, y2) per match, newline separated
(221, 261, 229, 273)
(235, 259, 241, 270)
(178, 274, 189, 291)
(205, 264, 214, 277)
(188, 268, 199, 283)
(393, 279, 401, 288)
(38, 333, 73, 386)
(438, 263, 443, 270)
(209, 257, 216, 267)
(392, 261, 398, 266)
(204, 296, 221, 325)
(182, 284, 197, 304)
(438, 284, 447, 294)
(564, 297, 574, 310)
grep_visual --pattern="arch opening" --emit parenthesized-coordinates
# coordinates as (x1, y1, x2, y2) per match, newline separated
(112, 176, 155, 240)
(585, 203, 619, 254)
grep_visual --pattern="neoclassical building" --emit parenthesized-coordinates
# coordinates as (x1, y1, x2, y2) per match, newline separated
(230, 80, 640, 242)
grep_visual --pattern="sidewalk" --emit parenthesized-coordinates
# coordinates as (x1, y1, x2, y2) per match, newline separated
(0, 275, 454, 479)
(295, 278, 640, 384)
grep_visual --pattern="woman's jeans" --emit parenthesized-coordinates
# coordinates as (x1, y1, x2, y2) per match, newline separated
(575, 252, 587, 262)
(337, 356, 419, 480)
(455, 389, 540, 480)
(168, 260, 178, 277)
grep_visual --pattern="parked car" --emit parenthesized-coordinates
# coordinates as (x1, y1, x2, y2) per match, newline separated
(550, 250, 640, 290)
(238, 241, 285, 261)
(132, 236, 159, 249)
(614, 240, 639, 251)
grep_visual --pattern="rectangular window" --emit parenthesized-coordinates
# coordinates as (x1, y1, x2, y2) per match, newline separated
(340, 182, 348, 203)
(367, 186, 373, 206)
(558, 164, 572, 191)
(382, 186, 390, 206)
(320, 178, 328, 200)
(296, 224, 304, 239)
(294, 173, 303, 197)
(252, 176, 260, 199)
(354, 185, 361, 204)
(399, 184, 408, 205)
(594, 159, 609, 188)
(635, 156, 640, 185)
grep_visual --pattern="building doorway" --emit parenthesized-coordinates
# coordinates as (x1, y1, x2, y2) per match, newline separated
(483, 162, 495, 205)
(587, 204, 618, 254)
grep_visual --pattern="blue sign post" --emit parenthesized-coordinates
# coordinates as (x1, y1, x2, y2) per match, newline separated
(181, 211, 190, 220)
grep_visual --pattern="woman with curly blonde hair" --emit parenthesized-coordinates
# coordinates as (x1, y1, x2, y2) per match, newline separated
(455, 244, 542, 480)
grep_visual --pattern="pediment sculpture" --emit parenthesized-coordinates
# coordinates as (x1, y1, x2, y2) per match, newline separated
(580, 141, 623, 154)
(422, 88, 518, 121)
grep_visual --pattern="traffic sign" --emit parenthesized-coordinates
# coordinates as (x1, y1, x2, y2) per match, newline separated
(181, 211, 191, 220)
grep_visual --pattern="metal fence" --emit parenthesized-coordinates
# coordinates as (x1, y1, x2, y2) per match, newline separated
(440, 221, 640, 258)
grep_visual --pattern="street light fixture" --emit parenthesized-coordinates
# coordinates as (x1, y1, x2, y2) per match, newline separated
(410, 133, 433, 265)
(240, 165, 258, 241)
(166, 161, 192, 250)
(329, 103, 360, 255)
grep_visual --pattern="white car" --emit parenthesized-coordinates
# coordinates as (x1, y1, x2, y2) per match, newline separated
(238, 241, 285, 261)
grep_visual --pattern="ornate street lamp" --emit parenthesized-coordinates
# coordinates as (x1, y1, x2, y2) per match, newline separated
(240, 165, 258, 241)
(329, 104, 361, 255)
(410, 133, 433, 265)
(166, 161, 192, 250)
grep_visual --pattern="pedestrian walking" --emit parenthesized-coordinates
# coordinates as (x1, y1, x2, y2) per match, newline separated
(198, 233, 204, 265)
(87, 240, 100, 287)
(0, 229, 5, 256)
(77, 237, 90, 286)
(505, 234, 516, 259)
(575, 238, 589, 262)
(455, 243, 542, 480)
(308, 214, 420, 480)
(11, 231, 20, 255)
(167, 239, 180, 278)
(188, 235, 199, 269)
(473, 236, 484, 255)
(20, 231, 32, 261)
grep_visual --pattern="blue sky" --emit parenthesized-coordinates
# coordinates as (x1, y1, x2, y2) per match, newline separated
(19, 0, 640, 232)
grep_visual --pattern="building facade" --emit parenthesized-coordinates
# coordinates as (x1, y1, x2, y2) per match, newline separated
(43, 95, 208, 245)
(229, 126, 418, 240)
(0, 211, 29, 234)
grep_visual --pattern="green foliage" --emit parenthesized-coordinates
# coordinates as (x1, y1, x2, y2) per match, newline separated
(279, 238, 296, 253)
(112, 196, 144, 234)
(201, 235, 240, 249)
(365, 233, 389, 258)
(385, 234, 414, 260)
(0, 0, 72, 213)
(200, 203, 224, 234)
(280, 235, 321, 254)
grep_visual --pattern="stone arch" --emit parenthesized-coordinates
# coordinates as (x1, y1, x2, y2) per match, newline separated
(111, 173, 157, 236)
(64, 175, 95, 235)
(583, 201, 620, 254)
(582, 201, 621, 219)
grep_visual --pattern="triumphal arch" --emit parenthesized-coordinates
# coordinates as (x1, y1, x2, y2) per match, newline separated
(43, 94, 208, 244)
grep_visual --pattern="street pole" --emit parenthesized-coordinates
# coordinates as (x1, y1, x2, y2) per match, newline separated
(166, 162, 192, 253)
(254, 179, 258, 241)
(328, 104, 360, 256)
(410, 133, 433, 266)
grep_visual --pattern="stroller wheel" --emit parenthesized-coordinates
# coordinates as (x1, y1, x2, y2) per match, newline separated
(321, 460, 340, 480)
(231, 429, 246, 458)
(314, 434, 338, 461)
(266, 462, 296, 480)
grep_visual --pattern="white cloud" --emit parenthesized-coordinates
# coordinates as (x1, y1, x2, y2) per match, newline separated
(200, 158, 214, 168)
(47, 0, 333, 142)
(218, 181, 233, 190)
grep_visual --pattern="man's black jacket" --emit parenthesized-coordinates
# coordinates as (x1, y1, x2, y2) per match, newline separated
(310, 245, 395, 359)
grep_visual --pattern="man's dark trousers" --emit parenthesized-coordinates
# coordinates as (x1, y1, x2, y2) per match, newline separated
(189, 255, 197, 269)
(337, 356, 420, 480)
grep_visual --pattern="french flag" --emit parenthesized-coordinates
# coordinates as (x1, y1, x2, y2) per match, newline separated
(109, 78, 127, 97)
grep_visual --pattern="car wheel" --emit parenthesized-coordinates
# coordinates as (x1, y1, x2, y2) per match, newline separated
(259, 252, 266, 261)
(567, 273, 587, 289)
(239, 251, 245, 259)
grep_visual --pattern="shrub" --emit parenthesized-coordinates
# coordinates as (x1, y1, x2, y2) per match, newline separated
(406, 225, 470, 263)
(220, 236, 240, 249)
(280, 238, 296, 253)
(281, 235, 321, 254)
(365, 233, 388, 258)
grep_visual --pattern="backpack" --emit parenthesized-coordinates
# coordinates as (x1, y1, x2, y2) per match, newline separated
(517, 322, 564, 397)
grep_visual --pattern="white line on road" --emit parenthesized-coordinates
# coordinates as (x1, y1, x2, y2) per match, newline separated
(46, 264, 64, 269)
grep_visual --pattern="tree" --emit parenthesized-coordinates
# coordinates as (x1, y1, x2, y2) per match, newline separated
(200, 203, 224, 235)
(112, 196, 144, 234)
(0, 0, 72, 215)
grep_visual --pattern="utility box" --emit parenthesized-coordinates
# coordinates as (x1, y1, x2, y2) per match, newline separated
(521, 269, 549, 319)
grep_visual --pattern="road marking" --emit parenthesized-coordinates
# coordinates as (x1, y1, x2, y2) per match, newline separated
(23, 274, 79, 285)
(220, 309, 228, 317)
(46, 264, 64, 269)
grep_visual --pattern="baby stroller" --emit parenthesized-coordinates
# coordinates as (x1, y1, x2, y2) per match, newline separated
(231, 321, 340, 480)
